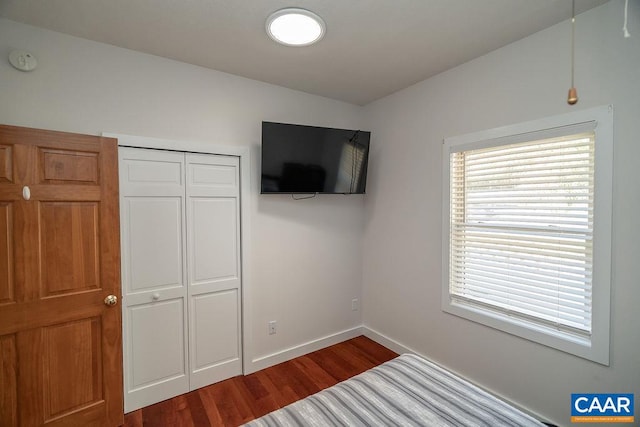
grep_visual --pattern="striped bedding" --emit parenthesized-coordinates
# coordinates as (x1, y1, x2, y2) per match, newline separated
(243, 353, 545, 427)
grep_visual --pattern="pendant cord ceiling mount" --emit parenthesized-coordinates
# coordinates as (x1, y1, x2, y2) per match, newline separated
(8, 50, 37, 72)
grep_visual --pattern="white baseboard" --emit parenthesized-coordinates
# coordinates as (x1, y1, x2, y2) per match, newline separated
(247, 326, 364, 374)
(362, 326, 419, 356)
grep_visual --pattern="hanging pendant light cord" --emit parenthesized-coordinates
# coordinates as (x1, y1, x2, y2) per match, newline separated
(623, 0, 631, 38)
(566, 0, 578, 105)
(571, 0, 576, 89)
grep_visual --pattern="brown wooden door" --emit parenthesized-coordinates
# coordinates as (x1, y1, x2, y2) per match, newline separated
(0, 125, 123, 426)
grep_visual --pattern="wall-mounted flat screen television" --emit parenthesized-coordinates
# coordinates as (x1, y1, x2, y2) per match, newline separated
(261, 121, 371, 194)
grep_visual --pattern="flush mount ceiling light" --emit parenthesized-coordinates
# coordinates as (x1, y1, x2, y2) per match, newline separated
(266, 8, 326, 47)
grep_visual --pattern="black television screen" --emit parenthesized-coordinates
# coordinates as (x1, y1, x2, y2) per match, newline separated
(261, 122, 371, 194)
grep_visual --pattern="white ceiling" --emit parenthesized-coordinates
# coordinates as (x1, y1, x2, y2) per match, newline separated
(0, 0, 609, 105)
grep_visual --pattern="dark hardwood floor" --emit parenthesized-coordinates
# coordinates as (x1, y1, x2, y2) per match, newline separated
(123, 335, 398, 427)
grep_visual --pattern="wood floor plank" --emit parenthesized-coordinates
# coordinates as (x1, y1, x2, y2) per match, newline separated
(349, 335, 398, 364)
(267, 360, 322, 400)
(232, 375, 278, 419)
(252, 369, 293, 408)
(263, 364, 309, 406)
(185, 391, 212, 427)
(291, 356, 337, 390)
(121, 336, 398, 426)
(174, 394, 195, 427)
(305, 347, 358, 382)
(123, 408, 143, 427)
(329, 341, 378, 372)
(228, 376, 263, 425)
(142, 397, 177, 427)
(209, 379, 247, 426)
(197, 386, 225, 426)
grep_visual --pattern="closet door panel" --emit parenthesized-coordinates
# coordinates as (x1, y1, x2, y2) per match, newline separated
(187, 156, 238, 197)
(190, 198, 238, 288)
(187, 154, 240, 292)
(121, 155, 183, 192)
(128, 299, 186, 387)
(186, 154, 241, 388)
(124, 297, 188, 412)
(124, 197, 184, 293)
(119, 148, 189, 412)
(189, 289, 240, 389)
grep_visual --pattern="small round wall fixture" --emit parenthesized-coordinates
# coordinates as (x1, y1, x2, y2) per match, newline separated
(9, 50, 37, 72)
(266, 8, 326, 47)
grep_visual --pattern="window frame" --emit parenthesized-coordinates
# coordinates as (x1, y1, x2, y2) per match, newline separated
(441, 105, 613, 365)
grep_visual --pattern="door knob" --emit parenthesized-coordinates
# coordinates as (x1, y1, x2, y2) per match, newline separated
(104, 295, 118, 307)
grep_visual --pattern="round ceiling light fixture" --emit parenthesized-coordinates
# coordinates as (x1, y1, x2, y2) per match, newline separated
(266, 8, 326, 47)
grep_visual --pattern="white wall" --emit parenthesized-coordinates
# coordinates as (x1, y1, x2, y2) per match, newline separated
(0, 18, 365, 368)
(362, 1, 640, 424)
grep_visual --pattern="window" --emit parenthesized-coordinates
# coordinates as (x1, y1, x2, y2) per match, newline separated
(442, 105, 613, 365)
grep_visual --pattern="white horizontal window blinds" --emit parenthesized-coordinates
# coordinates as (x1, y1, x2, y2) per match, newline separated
(449, 131, 595, 337)
(337, 143, 366, 193)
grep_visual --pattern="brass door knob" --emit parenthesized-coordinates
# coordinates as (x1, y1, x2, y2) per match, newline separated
(104, 295, 118, 307)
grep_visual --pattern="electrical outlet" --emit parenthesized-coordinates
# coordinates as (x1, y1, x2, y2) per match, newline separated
(352, 298, 359, 311)
(268, 320, 277, 335)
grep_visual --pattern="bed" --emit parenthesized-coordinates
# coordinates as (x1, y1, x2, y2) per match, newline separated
(243, 353, 548, 427)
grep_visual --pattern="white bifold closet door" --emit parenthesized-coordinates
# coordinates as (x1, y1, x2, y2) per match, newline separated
(119, 147, 242, 412)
